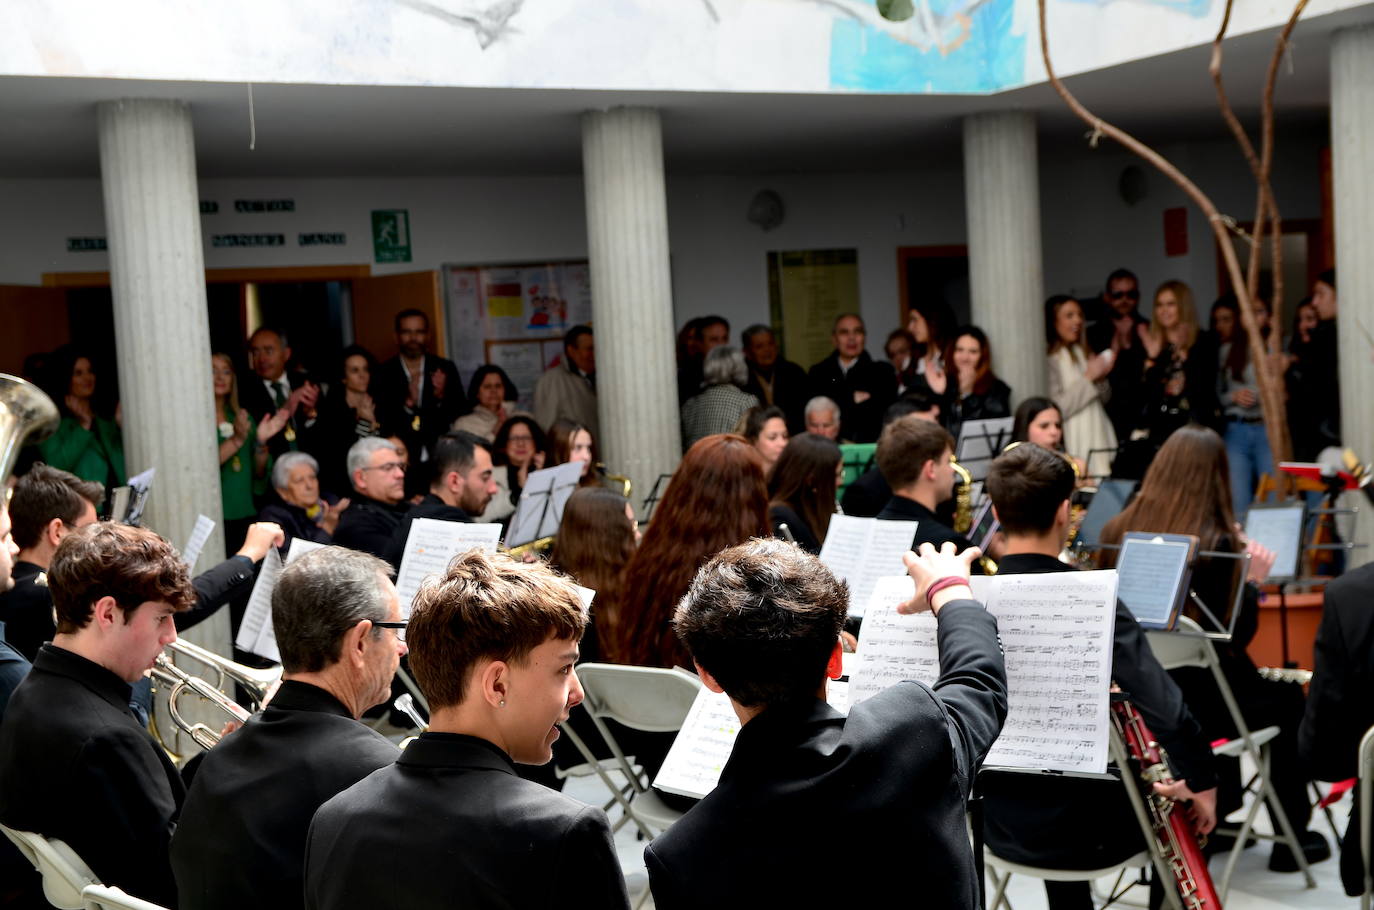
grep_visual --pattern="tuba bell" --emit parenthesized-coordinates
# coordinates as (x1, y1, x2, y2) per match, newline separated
(0, 374, 60, 486)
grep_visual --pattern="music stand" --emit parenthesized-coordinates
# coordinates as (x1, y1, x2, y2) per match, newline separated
(641, 473, 674, 522)
(1098, 541, 1249, 641)
(1070, 478, 1137, 554)
(504, 461, 584, 548)
(955, 417, 1013, 482)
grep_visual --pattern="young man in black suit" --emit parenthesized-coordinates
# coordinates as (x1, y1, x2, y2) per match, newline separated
(374, 308, 464, 496)
(981, 443, 1217, 909)
(171, 547, 405, 910)
(0, 523, 195, 907)
(645, 537, 1007, 909)
(305, 550, 628, 910)
(876, 413, 982, 569)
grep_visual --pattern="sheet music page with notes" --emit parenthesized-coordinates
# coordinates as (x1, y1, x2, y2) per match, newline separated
(850, 570, 1116, 775)
(181, 514, 216, 571)
(652, 680, 852, 800)
(817, 515, 918, 617)
(394, 519, 503, 615)
(232, 537, 328, 662)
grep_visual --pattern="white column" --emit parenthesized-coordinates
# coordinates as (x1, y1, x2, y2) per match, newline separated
(581, 107, 681, 495)
(98, 100, 226, 579)
(1332, 26, 1374, 563)
(962, 111, 1046, 402)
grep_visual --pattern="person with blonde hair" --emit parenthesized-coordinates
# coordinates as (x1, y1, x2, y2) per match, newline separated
(1137, 280, 1220, 448)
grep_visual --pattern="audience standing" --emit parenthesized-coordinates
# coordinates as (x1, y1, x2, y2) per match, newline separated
(676, 316, 729, 404)
(1045, 295, 1117, 476)
(1211, 294, 1272, 520)
(1138, 280, 1220, 447)
(38, 347, 125, 489)
(806, 314, 895, 443)
(213, 352, 283, 548)
(374, 309, 464, 498)
(452, 365, 519, 442)
(942, 326, 1012, 441)
(900, 300, 957, 403)
(482, 415, 546, 523)
(681, 346, 759, 451)
(314, 345, 383, 496)
(1085, 268, 1151, 445)
(740, 324, 809, 432)
(240, 328, 319, 460)
(534, 325, 598, 439)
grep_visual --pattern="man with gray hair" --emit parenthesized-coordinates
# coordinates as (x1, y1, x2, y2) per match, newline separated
(333, 436, 409, 558)
(171, 547, 405, 910)
(680, 345, 759, 451)
(803, 395, 842, 441)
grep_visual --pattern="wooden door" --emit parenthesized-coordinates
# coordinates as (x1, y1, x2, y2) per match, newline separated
(351, 271, 444, 362)
(0, 285, 69, 376)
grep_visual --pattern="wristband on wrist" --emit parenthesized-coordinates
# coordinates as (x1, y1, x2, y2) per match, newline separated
(925, 575, 971, 610)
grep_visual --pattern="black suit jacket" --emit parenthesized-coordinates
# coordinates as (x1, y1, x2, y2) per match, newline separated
(374, 355, 463, 455)
(0, 636, 28, 725)
(645, 601, 1006, 909)
(332, 496, 407, 560)
(304, 732, 629, 910)
(876, 495, 984, 573)
(0, 556, 255, 660)
(743, 359, 810, 434)
(980, 553, 1216, 869)
(239, 370, 317, 460)
(382, 493, 473, 568)
(806, 351, 896, 443)
(0, 645, 184, 907)
(171, 681, 399, 910)
(1300, 561, 1374, 895)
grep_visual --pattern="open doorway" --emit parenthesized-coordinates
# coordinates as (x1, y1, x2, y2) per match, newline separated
(897, 245, 970, 327)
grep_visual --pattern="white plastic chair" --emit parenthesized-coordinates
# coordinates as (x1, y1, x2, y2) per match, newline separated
(985, 849, 1153, 910)
(1360, 724, 1374, 910)
(0, 824, 98, 910)
(1145, 616, 1316, 897)
(560, 663, 702, 840)
(81, 883, 170, 910)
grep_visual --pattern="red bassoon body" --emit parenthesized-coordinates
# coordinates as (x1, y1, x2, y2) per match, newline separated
(1110, 698, 1223, 909)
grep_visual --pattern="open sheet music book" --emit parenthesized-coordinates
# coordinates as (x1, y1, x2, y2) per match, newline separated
(394, 518, 503, 616)
(234, 537, 328, 662)
(850, 571, 1117, 776)
(817, 515, 918, 618)
(652, 680, 851, 800)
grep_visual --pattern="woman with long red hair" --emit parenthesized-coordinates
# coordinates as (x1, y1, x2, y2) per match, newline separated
(604, 434, 769, 669)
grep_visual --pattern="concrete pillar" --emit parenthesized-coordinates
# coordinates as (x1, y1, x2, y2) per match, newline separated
(1332, 26, 1374, 564)
(581, 107, 681, 495)
(97, 100, 227, 594)
(962, 111, 1046, 402)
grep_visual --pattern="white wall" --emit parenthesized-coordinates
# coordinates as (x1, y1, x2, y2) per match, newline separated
(0, 129, 1327, 373)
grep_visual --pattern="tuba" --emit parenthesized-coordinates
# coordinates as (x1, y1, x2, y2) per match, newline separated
(0, 374, 60, 485)
(1110, 697, 1222, 909)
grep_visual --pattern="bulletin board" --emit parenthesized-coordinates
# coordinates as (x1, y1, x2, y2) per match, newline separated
(443, 260, 592, 404)
(766, 249, 860, 368)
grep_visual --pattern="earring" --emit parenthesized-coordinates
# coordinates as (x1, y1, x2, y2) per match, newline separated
(499, 699, 506, 707)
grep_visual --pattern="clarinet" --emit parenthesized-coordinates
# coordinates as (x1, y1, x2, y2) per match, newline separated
(1110, 698, 1223, 909)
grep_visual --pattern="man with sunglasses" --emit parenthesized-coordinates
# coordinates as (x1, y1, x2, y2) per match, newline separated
(171, 547, 405, 910)
(1087, 268, 1151, 443)
(333, 436, 410, 559)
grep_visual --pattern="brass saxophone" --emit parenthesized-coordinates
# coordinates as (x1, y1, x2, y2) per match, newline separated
(950, 458, 975, 534)
(1110, 698, 1222, 909)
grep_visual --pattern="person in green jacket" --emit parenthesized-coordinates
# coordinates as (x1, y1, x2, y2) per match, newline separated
(213, 352, 289, 551)
(38, 348, 125, 489)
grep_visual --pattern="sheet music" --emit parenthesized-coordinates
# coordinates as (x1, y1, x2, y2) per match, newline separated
(181, 514, 215, 571)
(850, 570, 1116, 775)
(232, 537, 328, 662)
(1244, 504, 1305, 581)
(652, 678, 853, 800)
(505, 461, 584, 547)
(123, 467, 156, 526)
(394, 518, 503, 616)
(817, 515, 918, 618)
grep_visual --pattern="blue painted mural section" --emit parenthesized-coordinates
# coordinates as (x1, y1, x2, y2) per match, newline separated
(829, 0, 1025, 94)
(1062, 0, 1211, 16)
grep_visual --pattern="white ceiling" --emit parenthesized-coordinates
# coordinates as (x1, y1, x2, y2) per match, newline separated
(0, 4, 1365, 178)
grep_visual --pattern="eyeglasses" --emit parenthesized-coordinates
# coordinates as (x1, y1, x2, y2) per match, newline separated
(374, 620, 408, 642)
(1108, 289, 1140, 301)
(362, 462, 408, 474)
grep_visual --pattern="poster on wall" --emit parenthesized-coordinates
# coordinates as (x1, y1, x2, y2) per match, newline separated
(766, 249, 860, 369)
(444, 261, 592, 398)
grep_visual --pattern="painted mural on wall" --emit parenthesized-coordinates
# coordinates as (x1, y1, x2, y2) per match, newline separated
(0, 0, 1349, 95)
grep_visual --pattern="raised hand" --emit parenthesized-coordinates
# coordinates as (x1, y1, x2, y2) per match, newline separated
(898, 541, 980, 615)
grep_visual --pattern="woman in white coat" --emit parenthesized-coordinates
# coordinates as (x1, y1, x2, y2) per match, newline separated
(1046, 295, 1118, 477)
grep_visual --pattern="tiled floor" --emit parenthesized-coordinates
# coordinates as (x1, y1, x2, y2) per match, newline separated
(560, 771, 1358, 909)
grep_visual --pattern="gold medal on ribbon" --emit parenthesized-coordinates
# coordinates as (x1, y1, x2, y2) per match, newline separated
(285, 426, 297, 443)
(231, 455, 242, 473)
(411, 415, 421, 432)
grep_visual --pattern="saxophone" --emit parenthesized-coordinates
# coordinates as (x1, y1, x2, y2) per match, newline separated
(1110, 698, 1222, 909)
(950, 458, 975, 534)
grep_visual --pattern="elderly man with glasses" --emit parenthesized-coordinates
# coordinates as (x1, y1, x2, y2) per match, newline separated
(332, 436, 411, 559)
(171, 547, 406, 910)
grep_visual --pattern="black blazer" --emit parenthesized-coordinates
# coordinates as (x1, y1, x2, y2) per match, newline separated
(382, 493, 473, 568)
(239, 370, 318, 460)
(806, 351, 897, 443)
(945, 377, 1012, 442)
(743, 358, 810, 434)
(0, 646, 184, 907)
(258, 495, 334, 553)
(980, 553, 1216, 869)
(374, 355, 463, 448)
(171, 681, 399, 910)
(0, 556, 255, 660)
(645, 601, 1006, 909)
(304, 732, 629, 910)
(876, 495, 983, 572)
(332, 495, 407, 560)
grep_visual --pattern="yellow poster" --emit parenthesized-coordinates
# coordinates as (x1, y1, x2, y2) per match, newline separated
(767, 249, 860, 369)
